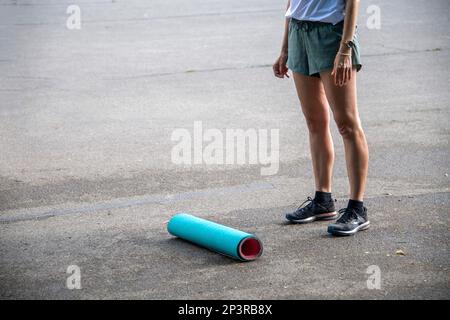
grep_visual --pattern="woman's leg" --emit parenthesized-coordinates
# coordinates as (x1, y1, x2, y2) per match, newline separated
(292, 72, 334, 192)
(319, 68, 368, 201)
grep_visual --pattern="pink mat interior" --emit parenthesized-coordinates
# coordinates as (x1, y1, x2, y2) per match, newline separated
(238, 237, 262, 260)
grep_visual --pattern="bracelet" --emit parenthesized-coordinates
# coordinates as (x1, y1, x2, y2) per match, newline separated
(338, 52, 352, 56)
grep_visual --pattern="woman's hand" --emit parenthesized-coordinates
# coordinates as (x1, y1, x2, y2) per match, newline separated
(331, 46, 352, 86)
(273, 52, 289, 78)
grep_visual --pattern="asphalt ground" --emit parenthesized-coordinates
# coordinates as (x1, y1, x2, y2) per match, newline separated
(0, 0, 449, 299)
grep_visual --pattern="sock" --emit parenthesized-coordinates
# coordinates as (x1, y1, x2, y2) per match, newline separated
(348, 199, 364, 212)
(314, 191, 332, 203)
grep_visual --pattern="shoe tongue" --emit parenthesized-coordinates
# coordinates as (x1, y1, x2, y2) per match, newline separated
(338, 208, 357, 222)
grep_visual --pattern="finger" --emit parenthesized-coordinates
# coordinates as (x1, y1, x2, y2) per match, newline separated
(346, 66, 351, 85)
(336, 67, 342, 86)
(343, 68, 347, 86)
(342, 66, 347, 86)
(344, 64, 349, 82)
(348, 64, 353, 81)
(342, 67, 348, 86)
(272, 64, 278, 76)
(343, 67, 347, 85)
(279, 63, 285, 78)
(338, 73, 342, 86)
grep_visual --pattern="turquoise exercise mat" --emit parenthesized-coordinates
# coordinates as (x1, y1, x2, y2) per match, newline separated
(167, 213, 263, 261)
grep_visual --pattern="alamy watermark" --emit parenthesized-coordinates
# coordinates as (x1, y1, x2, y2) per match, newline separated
(366, 4, 381, 30)
(66, 265, 82, 290)
(171, 121, 279, 176)
(366, 265, 381, 290)
(66, 5, 81, 30)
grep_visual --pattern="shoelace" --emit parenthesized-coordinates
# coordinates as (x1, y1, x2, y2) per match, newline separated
(336, 208, 358, 224)
(296, 196, 314, 211)
(295, 197, 336, 211)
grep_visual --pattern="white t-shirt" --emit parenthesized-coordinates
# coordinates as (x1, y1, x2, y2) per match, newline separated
(286, 0, 346, 25)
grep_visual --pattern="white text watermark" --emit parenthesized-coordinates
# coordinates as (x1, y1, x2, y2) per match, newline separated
(171, 121, 279, 176)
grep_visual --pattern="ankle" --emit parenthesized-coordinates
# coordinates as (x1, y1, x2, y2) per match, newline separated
(314, 191, 333, 203)
(347, 199, 364, 212)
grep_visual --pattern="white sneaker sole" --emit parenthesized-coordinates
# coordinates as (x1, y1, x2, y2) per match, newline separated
(328, 221, 370, 236)
(286, 211, 338, 224)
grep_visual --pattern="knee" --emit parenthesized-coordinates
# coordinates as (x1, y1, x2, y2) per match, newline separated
(335, 118, 363, 139)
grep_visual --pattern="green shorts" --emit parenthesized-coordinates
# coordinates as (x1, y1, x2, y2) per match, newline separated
(287, 19, 362, 78)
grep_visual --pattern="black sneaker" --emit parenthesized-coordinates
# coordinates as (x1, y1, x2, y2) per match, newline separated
(327, 207, 370, 236)
(285, 197, 337, 224)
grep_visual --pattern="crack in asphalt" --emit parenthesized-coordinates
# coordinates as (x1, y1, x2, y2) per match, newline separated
(103, 47, 448, 80)
(0, 181, 275, 224)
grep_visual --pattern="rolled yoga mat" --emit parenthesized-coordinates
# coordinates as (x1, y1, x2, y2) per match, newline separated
(167, 213, 263, 261)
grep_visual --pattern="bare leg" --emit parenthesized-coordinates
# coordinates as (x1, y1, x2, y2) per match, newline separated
(320, 68, 369, 201)
(292, 72, 334, 192)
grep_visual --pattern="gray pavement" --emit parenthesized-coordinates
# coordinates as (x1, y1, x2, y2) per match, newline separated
(0, 0, 449, 299)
